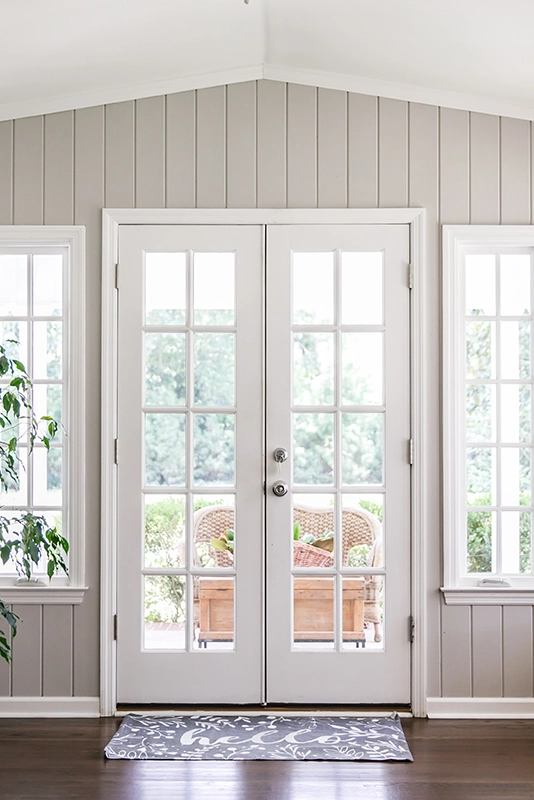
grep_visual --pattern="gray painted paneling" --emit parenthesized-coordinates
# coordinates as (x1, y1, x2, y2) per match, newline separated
(440, 108, 470, 225)
(441, 604, 472, 697)
(166, 91, 196, 208)
(43, 606, 73, 696)
(11, 605, 41, 696)
(135, 96, 165, 208)
(44, 112, 74, 224)
(472, 606, 503, 697)
(0, 121, 13, 224)
(13, 116, 43, 225)
(470, 112, 500, 224)
(378, 98, 408, 207)
(196, 86, 226, 208)
(257, 80, 286, 208)
(501, 117, 531, 224)
(503, 606, 533, 697)
(348, 93, 377, 208)
(105, 101, 135, 209)
(227, 82, 256, 209)
(317, 88, 347, 208)
(287, 83, 317, 208)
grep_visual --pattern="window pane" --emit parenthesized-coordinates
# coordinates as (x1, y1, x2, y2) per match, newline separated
(193, 496, 235, 569)
(194, 333, 235, 406)
(145, 253, 186, 326)
(520, 512, 531, 574)
(293, 413, 334, 485)
(293, 577, 334, 650)
(466, 321, 495, 378)
(501, 449, 531, 506)
(341, 252, 383, 325)
(144, 576, 186, 650)
(32, 448, 62, 506)
(145, 333, 186, 406)
(293, 253, 334, 325)
(194, 253, 235, 325)
(342, 576, 381, 651)
(501, 254, 531, 316)
(467, 511, 494, 573)
(194, 576, 234, 651)
(33, 321, 61, 379)
(502, 511, 522, 574)
(342, 332, 383, 405)
(342, 413, 383, 485)
(501, 385, 531, 443)
(33, 384, 62, 427)
(293, 495, 335, 570)
(465, 254, 496, 315)
(3, 447, 27, 505)
(144, 495, 185, 569)
(33, 255, 62, 316)
(342, 494, 383, 568)
(0, 321, 28, 365)
(145, 414, 186, 487)
(466, 447, 495, 506)
(501, 321, 531, 379)
(0, 254, 27, 316)
(293, 332, 334, 406)
(193, 414, 234, 486)
(466, 384, 495, 443)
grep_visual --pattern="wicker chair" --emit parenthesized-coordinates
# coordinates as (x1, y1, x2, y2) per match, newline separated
(192, 503, 383, 642)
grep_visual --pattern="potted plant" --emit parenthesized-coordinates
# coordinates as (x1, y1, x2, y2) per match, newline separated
(0, 342, 68, 662)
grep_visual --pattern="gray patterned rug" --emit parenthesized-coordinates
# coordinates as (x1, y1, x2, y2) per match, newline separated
(105, 713, 413, 761)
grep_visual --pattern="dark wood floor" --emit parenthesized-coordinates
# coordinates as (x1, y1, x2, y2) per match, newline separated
(2, 717, 534, 799)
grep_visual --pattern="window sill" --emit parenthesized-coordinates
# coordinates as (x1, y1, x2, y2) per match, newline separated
(441, 587, 534, 606)
(0, 584, 88, 605)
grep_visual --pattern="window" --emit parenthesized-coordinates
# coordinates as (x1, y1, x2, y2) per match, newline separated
(0, 228, 85, 602)
(443, 226, 534, 601)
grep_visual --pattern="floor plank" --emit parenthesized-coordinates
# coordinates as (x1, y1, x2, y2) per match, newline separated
(2, 718, 534, 799)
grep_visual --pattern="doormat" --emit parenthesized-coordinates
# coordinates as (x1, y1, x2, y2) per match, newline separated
(104, 713, 413, 761)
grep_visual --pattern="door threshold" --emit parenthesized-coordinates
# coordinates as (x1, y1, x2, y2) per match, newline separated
(116, 703, 412, 718)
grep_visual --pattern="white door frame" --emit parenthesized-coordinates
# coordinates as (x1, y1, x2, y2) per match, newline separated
(100, 207, 427, 717)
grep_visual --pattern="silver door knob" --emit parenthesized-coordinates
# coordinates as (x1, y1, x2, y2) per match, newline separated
(272, 481, 289, 497)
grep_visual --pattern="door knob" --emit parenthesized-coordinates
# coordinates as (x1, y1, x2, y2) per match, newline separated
(272, 481, 289, 497)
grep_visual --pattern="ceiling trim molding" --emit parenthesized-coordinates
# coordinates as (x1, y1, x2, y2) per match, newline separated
(3, 61, 534, 123)
(264, 64, 534, 122)
(0, 64, 265, 123)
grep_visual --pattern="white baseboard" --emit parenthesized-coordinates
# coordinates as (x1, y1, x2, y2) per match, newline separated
(0, 697, 100, 718)
(427, 697, 534, 719)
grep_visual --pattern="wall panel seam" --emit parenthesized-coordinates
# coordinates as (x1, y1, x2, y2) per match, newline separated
(254, 80, 258, 209)
(224, 85, 228, 209)
(40, 604, 44, 697)
(164, 94, 168, 208)
(469, 605, 473, 697)
(468, 112, 472, 224)
(193, 90, 198, 208)
(284, 83, 288, 209)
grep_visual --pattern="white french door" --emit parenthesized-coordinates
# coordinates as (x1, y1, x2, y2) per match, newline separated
(115, 222, 411, 706)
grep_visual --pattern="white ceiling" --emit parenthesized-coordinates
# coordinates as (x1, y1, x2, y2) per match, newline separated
(2, 0, 534, 121)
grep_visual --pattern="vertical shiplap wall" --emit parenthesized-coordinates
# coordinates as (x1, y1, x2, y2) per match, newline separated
(0, 80, 533, 700)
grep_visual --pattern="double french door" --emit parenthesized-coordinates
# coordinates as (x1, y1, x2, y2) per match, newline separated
(116, 223, 411, 705)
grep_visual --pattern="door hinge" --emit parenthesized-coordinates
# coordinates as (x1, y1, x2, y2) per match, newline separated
(408, 262, 414, 290)
(115, 262, 119, 290)
(408, 438, 413, 465)
(113, 614, 118, 641)
(409, 615, 415, 643)
(114, 438, 119, 465)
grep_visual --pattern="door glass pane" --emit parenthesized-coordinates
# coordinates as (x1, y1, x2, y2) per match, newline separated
(292, 253, 334, 325)
(342, 413, 383, 485)
(466, 321, 495, 378)
(144, 576, 186, 650)
(145, 414, 186, 487)
(194, 333, 235, 406)
(33, 255, 63, 316)
(501, 255, 531, 315)
(501, 321, 531, 379)
(293, 495, 334, 569)
(341, 252, 383, 325)
(467, 511, 494, 573)
(501, 385, 531, 443)
(193, 414, 235, 486)
(342, 333, 383, 405)
(194, 253, 235, 325)
(341, 576, 379, 651)
(194, 576, 234, 651)
(145, 333, 186, 406)
(293, 576, 334, 650)
(33, 321, 62, 379)
(193, 495, 235, 568)
(293, 413, 334, 485)
(144, 494, 185, 569)
(501, 448, 531, 506)
(466, 384, 495, 443)
(145, 253, 186, 325)
(467, 447, 495, 506)
(32, 447, 62, 506)
(293, 333, 334, 406)
(342, 495, 383, 568)
(0, 254, 27, 316)
(465, 254, 496, 315)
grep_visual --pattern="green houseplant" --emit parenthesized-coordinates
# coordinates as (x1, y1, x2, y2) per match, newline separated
(0, 342, 68, 662)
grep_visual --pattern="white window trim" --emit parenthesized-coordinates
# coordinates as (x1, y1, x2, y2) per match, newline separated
(442, 225, 534, 606)
(0, 226, 87, 604)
